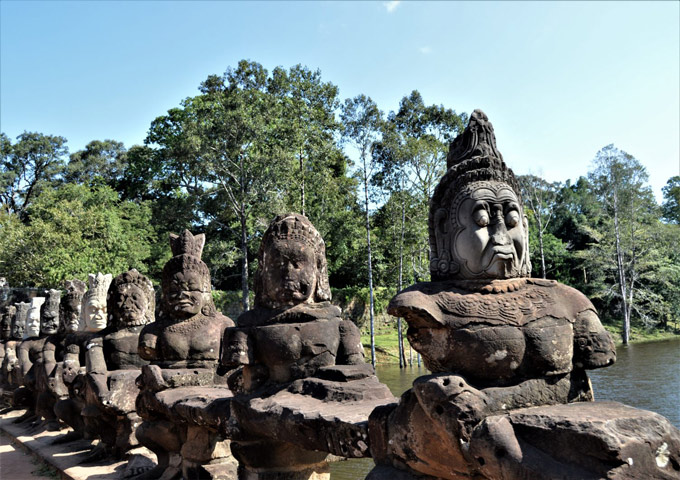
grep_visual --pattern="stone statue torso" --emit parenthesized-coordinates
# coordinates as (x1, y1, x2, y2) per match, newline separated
(103, 326, 149, 371)
(390, 278, 615, 387)
(140, 312, 233, 367)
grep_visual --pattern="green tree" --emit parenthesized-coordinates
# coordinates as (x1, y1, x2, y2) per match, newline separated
(0, 132, 68, 219)
(341, 94, 384, 367)
(588, 145, 658, 344)
(518, 174, 562, 279)
(0, 184, 153, 287)
(64, 139, 127, 187)
(662, 176, 680, 224)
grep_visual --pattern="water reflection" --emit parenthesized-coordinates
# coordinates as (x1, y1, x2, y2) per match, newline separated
(330, 339, 679, 479)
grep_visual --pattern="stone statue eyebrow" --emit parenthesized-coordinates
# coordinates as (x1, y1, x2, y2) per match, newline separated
(504, 201, 520, 213)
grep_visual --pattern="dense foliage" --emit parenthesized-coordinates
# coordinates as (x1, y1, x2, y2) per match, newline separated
(1, 60, 678, 345)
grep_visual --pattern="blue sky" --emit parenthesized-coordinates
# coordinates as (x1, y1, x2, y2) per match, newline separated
(2, 1, 678, 201)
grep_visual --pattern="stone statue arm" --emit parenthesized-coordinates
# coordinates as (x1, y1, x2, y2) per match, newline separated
(42, 340, 59, 385)
(85, 336, 110, 404)
(17, 341, 32, 377)
(573, 308, 616, 369)
(4, 343, 18, 373)
(62, 344, 81, 385)
(138, 326, 158, 362)
(337, 320, 365, 365)
(219, 327, 254, 369)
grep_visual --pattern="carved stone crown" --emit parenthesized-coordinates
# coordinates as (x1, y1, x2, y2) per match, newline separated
(110, 269, 154, 298)
(170, 230, 205, 258)
(86, 273, 113, 301)
(267, 213, 323, 251)
(44, 289, 61, 312)
(163, 230, 210, 281)
(14, 302, 30, 318)
(429, 110, 526, 281)
(64, 279, 87, 297)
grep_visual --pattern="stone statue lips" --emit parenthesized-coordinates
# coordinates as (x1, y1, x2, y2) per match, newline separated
(483, 245, 515, 271)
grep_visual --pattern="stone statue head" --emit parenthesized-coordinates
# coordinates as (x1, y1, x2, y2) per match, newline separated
(81, 273, 112, 332)
(254, 213, 331, 309)
(61, 279, 86, 333)
(161, 230, 217, 319)
(1, 305, 15, 340)
(108, 269, 155, 329)
(12, 302, 29, 340)
(429, 110, 531, 281)
(41, 289, 61, 335)
(26, 297, 46, 338)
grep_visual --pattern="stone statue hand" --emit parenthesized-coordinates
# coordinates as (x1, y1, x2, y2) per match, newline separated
(62, 360, 79, 384)
(413, 374, 490, 441)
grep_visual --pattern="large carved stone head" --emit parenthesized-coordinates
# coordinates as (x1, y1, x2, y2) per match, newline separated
(12, 302, 29, 340)
(26, 297, 46, 338)
(1, 305, 15, 340)
(429, 110, 531, 281)
(108, 269, 155, 329)
(161, 230, 217, 319)
(41, 289, 61, 335)
(81, 273, 112, 332)
(61, 279, 86, 333)
(254, 213, 331, 309)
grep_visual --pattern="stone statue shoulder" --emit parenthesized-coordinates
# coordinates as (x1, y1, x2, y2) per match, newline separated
(236, 301, 341, 328)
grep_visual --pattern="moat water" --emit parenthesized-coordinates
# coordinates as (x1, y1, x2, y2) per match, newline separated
(330, 338, 680, 479)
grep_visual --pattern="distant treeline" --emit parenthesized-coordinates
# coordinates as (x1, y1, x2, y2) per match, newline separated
(1, 60, 678, 342)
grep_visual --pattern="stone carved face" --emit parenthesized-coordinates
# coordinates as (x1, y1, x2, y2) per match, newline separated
(26, 297, 46, 338)
(64, 303, 81, 333)
(41, 291, 61, 335)
(452, 181, 528, 279)
(1, 307, 13, 340)
(12, 304, 28, 339)
(111, 283, 149, 325)
(62, 280, 85, 333)
(84, 298, 107, 331)
(165, 270, 206, 318)
(261, 240, 317, 308)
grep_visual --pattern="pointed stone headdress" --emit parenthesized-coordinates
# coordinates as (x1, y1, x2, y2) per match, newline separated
(81, 273, 113, 326)
(429, 110, 528, 280)
(163, 230, 211, 290)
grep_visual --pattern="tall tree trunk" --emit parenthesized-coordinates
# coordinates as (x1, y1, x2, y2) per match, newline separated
(299, 148, 305, 216)
(613, 191, 629, 344)
(536, 213, 546, 279)
(363, 157, 376, 368)
(240, 195, 250, 312)
(397, 197, 406, 368)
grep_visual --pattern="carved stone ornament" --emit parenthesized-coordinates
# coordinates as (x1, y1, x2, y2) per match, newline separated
(61, 279, 86, 333)
(254, 213, 331, 309)
(12, 303, 29, 340)
(107, 268, 155, 328)
(41, 289, 61, 336)
(26, 297, 46, 338)
(1, 305, 15, 340)
(81, 273, 112, 332)
(429, 109, 530, 281)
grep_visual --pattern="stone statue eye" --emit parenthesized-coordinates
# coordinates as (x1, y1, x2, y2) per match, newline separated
(505, 210, 520, 228)
(473, 209, 489, 227)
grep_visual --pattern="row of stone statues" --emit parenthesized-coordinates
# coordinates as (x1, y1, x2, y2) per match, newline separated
(1, 110, 678, 480)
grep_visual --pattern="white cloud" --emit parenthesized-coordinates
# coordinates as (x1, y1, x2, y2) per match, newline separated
(383, 1, 401, 13)
(419, 46, 432, 55)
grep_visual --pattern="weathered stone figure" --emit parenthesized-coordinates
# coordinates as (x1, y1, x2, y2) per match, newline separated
(368, 110, 680, 480)
(32, 289, 62, 430)
(12, 296, 47, 423)
(43, 279, 86, 441)
(53, 274, 110, 443)
(221, 214, 394, 480)
(4, 302, 28, 394)
(81, 269, 154, 459)
(134, 230, 234, 480)
(0, 305, 17, 401)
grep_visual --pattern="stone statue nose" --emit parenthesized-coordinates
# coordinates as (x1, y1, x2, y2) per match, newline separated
(489, 216, 510, 246)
